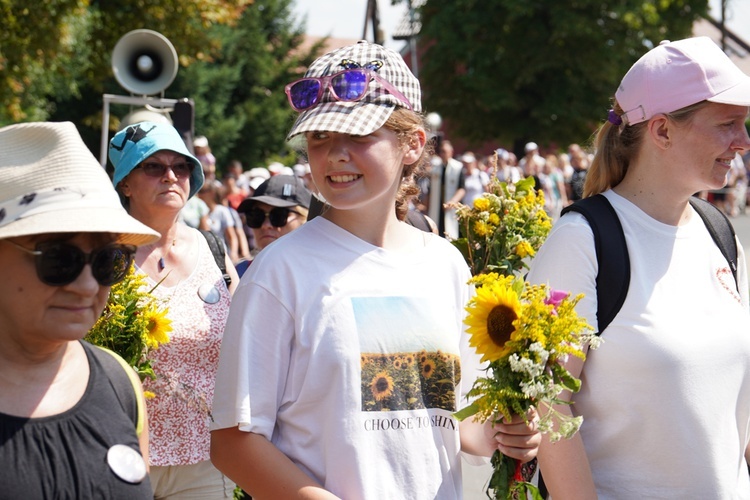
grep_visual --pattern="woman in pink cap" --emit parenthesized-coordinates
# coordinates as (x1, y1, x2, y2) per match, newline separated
(528, 37, 750, 498)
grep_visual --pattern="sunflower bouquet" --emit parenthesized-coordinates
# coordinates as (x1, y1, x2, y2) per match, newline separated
(455, 273, 598, 499)
(452, 174, 552, 277)
(85, 264, 172, 382)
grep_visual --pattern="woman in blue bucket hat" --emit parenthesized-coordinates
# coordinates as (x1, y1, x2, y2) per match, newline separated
(110, 121, 239, 499)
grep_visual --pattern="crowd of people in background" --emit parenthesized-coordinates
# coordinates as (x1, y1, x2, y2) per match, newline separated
(184, 132, 750, 275)
(184, 135, 592, 264)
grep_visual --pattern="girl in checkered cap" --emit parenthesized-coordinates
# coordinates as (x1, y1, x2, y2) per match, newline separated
(211, 41, 540, 499)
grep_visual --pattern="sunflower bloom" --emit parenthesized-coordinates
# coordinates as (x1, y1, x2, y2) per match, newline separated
(465, 279, 522, 362)
(143, 307, 172, 349)
(370, 372, 395, 401)
(421, 359, 436, 379)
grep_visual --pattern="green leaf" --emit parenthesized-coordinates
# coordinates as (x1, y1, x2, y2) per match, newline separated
(514, 176, 536, 193)
(453, 402, 479, 421)
(516, 481, 545, 500)
(553, 362, 581, 392)
(487, 451, 515, 499)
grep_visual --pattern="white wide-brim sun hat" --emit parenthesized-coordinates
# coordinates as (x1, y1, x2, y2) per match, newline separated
(0, 121, 160, 246)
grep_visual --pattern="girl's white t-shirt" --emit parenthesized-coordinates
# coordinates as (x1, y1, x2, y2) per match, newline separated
(213, 216, 484, 499)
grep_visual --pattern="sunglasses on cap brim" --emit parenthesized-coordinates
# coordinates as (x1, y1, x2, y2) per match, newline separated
(285, 68, 413, 112)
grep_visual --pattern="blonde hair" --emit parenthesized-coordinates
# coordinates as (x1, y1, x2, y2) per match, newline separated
(584, 100, 709, 197)
(382, 108, 432, 221)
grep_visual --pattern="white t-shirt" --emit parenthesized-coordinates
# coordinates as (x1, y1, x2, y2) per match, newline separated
(212, 217, 484, 499)
(207, 204, 235, 249)
(527, 190, 750, 499)
(463, 170, 489, 206)
(179, 196, 209, 229)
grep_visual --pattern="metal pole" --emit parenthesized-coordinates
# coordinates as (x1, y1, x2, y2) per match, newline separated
(408, 0, 418, 78)
(721, 0, 727, 51)
(99, 94, 180, 167)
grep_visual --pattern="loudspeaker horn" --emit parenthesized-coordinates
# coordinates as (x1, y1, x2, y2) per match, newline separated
(112, 29, 178, 96)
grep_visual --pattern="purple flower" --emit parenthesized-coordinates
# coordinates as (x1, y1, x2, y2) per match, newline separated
(545, 289, 569, 309)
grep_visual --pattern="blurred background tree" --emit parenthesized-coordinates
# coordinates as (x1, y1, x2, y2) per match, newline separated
(3, 0, 715, 165)
(416, 0, 709, 150)
(1, 0, 322, 171)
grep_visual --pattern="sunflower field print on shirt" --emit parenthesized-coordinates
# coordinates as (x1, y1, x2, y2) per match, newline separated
(353, 296, 461, 414)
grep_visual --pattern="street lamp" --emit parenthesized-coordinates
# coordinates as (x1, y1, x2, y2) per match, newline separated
(425, 112, 442, 133)
(425, 111, 443, 152)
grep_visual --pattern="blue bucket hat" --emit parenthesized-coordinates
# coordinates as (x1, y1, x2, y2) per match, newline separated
(109, 122, 204, 198)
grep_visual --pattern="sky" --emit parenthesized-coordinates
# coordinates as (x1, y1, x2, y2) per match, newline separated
(710, 0, 750, 38)
(292, 0, 750, 51)
(291, 0, 409, 50)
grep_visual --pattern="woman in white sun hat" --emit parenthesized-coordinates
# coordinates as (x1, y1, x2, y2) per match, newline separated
(528, 36, 750, 498)
(0, 121, 159, 498)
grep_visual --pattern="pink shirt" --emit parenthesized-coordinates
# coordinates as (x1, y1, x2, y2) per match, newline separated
(143, 233, 231, 465)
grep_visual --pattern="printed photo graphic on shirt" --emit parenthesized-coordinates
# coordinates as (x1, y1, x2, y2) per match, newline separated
(352, 296, 460, 413)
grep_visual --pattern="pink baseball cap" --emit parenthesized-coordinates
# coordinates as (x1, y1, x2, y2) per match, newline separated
(616, 37, 750, 126)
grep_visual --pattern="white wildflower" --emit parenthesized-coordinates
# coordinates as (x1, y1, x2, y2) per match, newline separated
(509, 353, 544, 378)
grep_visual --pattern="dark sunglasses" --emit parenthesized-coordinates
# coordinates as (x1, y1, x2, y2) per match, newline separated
(137, 161, 194, 179)
(285, 68, 413, 112)
(245, 207, 300, 228)
(7, 240, 136, 286)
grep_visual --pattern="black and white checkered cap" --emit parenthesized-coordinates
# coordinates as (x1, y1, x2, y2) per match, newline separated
(287, 40, 422, 140)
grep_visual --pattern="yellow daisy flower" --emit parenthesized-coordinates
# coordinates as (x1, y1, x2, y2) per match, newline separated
(515, 240, 535, 258)
(474, 220, 491, 237)
(473, 197, 490, 211)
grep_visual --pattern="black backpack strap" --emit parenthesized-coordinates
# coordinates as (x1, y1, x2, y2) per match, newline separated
(199, 229, 232, 288)
(689, 196, 738, 290)
(406, 208, 433, 233)
(560, 194, 630, 335)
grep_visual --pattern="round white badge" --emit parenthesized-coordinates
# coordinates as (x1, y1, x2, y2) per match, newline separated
(198, 283, 221, 304)
(107, 444, 147, 483)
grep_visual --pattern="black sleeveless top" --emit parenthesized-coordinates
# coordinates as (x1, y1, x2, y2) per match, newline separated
(0, 341, 153, 499)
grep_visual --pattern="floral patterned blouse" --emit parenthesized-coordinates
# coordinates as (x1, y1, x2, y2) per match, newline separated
(142, 231, 231, 466)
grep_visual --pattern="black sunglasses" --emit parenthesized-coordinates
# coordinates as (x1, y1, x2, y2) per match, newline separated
(7, 240, 136, 286)
(245, 207, 300, 228)
(137, 161, 194, 179)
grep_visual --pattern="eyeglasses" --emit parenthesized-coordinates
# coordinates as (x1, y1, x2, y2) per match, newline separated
(6, 240, 136, 286)
(137, 161, 194, 179)
(245, 207, 301, 228)
(285, 68, 413, 112)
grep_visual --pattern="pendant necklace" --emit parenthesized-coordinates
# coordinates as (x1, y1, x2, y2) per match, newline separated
(157, 239, 176, 272)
